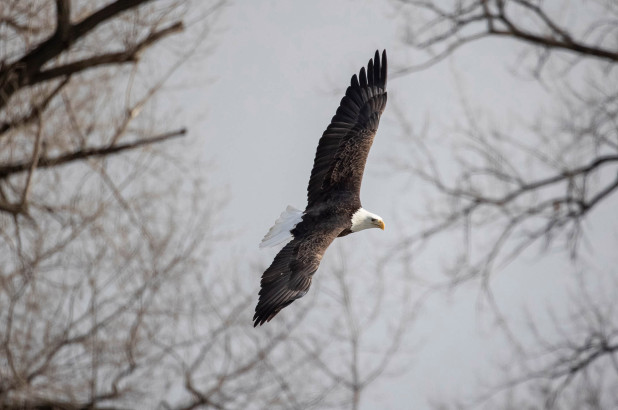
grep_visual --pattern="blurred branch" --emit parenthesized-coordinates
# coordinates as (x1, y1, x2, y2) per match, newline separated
(395, 130, 618, 275)
(391, 1, 618, 406)
(488, 1, 618, 61)
(0, 0, 181, 109)
(0, 1, 254, 409)
(19, 114, 43, 211)
(0, 128, 186, 180)
(395, 0, 618, 75)
(54, 0, 71, 42)
(0, 76, 71, 135)
(32, 22, 184, 85)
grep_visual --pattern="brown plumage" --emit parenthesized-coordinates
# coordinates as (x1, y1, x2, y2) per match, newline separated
(254, 50, 388, 327)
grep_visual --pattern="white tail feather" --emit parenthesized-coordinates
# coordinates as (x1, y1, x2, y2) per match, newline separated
(260, 206, 303, 248)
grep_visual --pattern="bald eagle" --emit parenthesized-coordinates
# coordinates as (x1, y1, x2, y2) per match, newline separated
(254, 50, 387, 326)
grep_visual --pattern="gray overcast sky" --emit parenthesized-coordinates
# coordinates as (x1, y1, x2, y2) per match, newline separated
(167, 1, 616, 408)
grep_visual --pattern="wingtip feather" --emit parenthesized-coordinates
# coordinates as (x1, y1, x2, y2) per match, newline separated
(381, 49, 387, 88)
(351, 73, 359, 88)
(359, 67, 367, 87)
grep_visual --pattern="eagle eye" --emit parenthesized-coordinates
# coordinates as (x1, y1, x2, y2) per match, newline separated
(371, 218, 376, 222)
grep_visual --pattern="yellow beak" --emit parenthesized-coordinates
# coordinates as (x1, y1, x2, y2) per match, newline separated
(376, 220, 385, 230)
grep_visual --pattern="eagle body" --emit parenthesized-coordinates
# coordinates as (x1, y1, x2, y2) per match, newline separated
(294, 194, 358, 236)
(254, 50, 388, 326)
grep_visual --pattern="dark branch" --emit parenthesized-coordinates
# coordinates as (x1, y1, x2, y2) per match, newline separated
(0, 128, 186, 179)
(31, 22, 183, 85)
(19, 0, 153, 71)
(1, 401, 125, 410)
(488, 25, 618, 63)
(55, 0, 71, 41)
(0, 76, 71, 135)
(398, 0, 618, 73)
(0, 0, 164, 109)
(490, 1, 618, 61)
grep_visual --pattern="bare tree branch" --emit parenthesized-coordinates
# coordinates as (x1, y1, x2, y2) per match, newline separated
(393, 1, 618, 407)
(0, 76, 70, 135)
(0, 0, 179, 109)
(396, 0, 618, 75)
(0, 128, 186, 180)
(31, 22, 184, 85)
(54, 0, 71, 42)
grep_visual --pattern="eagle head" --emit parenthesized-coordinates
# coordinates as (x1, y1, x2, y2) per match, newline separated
(350, 208, 385, 232)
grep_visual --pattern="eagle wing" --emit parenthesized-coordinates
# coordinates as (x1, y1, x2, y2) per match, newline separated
(253, 221, 343, 326)
(306, 50, 388, 208)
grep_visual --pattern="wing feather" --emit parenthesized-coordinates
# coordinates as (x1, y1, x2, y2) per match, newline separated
(253, 220, 343, 326)
(306, 50, 387, 208)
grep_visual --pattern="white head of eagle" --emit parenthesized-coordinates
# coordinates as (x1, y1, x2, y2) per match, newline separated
(254, 50, 388, 327)
(350, 208, 385, 232)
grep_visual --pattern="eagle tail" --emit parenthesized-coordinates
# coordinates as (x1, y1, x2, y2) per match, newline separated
(259, 206, 303, 248)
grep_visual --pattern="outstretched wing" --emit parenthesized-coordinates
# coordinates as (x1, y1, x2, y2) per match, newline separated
(253, 222, 342, 326)
(306, 50, 388, 208)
